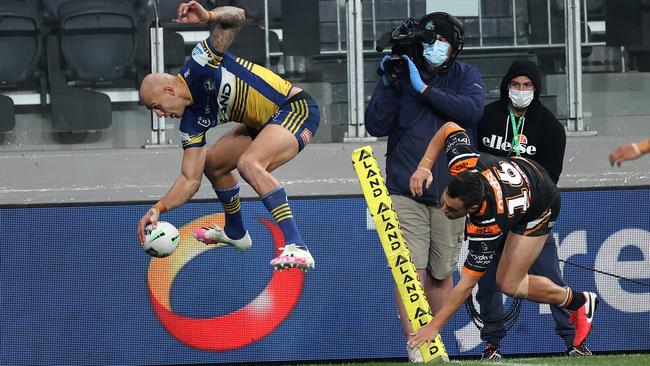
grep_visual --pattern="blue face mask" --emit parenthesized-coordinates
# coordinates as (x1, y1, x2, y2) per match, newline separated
(423, 41, 450, 67)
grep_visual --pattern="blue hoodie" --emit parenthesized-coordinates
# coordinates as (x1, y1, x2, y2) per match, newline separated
(365, 60, 485, 205)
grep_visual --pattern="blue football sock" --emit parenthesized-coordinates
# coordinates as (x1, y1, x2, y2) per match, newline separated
(261, 187, 303, 245)
(213, 184, 246, 240)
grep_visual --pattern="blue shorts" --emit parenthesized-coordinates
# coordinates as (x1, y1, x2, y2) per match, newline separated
(247, 90, 320, 151)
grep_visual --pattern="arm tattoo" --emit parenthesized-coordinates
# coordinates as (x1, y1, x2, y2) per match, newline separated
(209, 6, 245, 53)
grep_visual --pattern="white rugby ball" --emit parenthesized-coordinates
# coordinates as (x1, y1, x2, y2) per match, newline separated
(143, 221, 179, 258)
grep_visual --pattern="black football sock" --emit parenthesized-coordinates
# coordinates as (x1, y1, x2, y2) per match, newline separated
(562, 288, 586, 311)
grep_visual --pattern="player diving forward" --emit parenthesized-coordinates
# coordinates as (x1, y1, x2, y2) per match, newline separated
(407, 122, 597, 349)
(136, 2, 319, 270)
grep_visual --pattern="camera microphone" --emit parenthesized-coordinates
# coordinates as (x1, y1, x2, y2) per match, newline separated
(416, 29, 436, 44)
(376, 31, 392, 53)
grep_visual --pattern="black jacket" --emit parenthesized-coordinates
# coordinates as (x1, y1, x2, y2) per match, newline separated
(477, 60, 566, 184)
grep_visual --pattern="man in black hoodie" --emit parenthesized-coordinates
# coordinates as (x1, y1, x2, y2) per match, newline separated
(475, 60, 590, 358)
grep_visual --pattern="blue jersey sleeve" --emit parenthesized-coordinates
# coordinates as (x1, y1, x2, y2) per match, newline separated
(177, 41, 221, 149)
(179, 107, 210, 149)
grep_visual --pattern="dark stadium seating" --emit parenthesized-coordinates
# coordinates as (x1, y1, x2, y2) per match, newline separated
(44, 34, 111, 133)
(0, 1, 42, 88)
(152, 0, 214, 30)
(228, 24, 281, 66)
(0, 95, 16, 134)
(0, 0, 42, 132)
(44, 0, 139, 132)
(42, 0, 69, 24)
(225, 0, 282, 66)
(58, 0, 138, 82)
(134, 26, 186, 78)
(134, 0, 189, 78)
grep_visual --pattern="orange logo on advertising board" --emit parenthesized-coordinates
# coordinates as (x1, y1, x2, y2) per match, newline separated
(147, 213, 304, 351)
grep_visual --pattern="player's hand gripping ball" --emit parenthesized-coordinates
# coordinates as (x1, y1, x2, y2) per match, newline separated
(143, 221, 179, 258)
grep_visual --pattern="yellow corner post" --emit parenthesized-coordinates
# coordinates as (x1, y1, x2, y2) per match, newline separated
(352, 146, 449, 362)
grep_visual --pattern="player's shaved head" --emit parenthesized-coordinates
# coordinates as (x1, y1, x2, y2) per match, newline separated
(140, 73, 176, 103)
(139, 73, 190, 119)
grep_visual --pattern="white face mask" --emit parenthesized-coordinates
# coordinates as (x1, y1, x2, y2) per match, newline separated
(423, 41, 450, 67)
(509, 89, 534, 109)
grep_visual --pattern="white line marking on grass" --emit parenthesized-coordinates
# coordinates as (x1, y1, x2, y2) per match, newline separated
(450, 361, 553, 366)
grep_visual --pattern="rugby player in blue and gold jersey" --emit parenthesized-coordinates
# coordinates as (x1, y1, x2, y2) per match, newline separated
(136, 1, 319, 271)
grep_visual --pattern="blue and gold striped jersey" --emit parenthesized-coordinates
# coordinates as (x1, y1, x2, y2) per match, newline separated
(177, 38, 293, 149)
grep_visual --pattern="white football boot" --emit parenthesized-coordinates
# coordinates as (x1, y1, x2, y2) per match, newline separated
(407, 346, 424, 363)
(270, 244, 315, 271)
(193, 224, 252, 252)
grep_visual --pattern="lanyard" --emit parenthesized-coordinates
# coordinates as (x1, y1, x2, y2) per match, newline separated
(508, 105, 525, 156)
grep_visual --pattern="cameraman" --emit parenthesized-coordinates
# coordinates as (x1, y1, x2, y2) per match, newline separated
(365, 12, 485, 362)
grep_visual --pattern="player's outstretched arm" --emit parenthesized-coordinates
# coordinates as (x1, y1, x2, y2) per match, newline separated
(207, 6, 245, 53)
(137, 147, 206, 243)
(421, 121, 462, 167)
(609, 138, 650, 167)
(407, 271, 480, 348)
(176, 1, 245, 53)
(409, 121, 462, 197)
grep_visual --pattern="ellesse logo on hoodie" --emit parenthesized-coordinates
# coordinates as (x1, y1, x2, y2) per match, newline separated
(482, 134, 537, 155)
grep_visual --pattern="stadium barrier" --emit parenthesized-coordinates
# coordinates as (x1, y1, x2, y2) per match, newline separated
(1, 189, 649, 365)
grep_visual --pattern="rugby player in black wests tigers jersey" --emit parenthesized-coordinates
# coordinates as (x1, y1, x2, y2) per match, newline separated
(407, 122, 598, 349)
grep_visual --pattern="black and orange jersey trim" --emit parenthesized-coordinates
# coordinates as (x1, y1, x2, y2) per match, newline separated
(444, 127, 480, 175)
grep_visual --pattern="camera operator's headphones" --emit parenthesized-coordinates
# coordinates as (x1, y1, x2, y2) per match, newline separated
(419, 12, 464, 71)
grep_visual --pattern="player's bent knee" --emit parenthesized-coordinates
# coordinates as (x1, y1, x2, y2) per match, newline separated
(498, 275, 529, 299)
(237, 155, 263, 179)
(204, 152, 237, 178)
(513, 275, 529, 299)
(203, 163, 232, 179)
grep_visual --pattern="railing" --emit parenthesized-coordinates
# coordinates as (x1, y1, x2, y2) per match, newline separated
(285, 0, 606, 55)
(267, 0, 603, 138)
(143, 0, 602, 144)
(272, 0, 598, 137)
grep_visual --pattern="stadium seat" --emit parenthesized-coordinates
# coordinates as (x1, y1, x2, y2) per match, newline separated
(216, 1, 282, 66)
(133, 0, 217, 85)
(41, 0, 68, 25)
(154, 0, 214, 30)
(134, 26, 186, 75)
(0, 0, 42, 132)
(232, 0, 282, 26)
(43, 0, 139, 132)
(0, 95, 16, 133)
(46, 34, 112, 133)
(0, 0, 41, 87)
(134, 0, 188, 76)
(58, 0, 138, 82)
(228, 24, 281, 66)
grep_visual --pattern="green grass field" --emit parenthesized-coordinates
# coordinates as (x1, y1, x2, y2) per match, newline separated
(289, 354, 650, 366)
